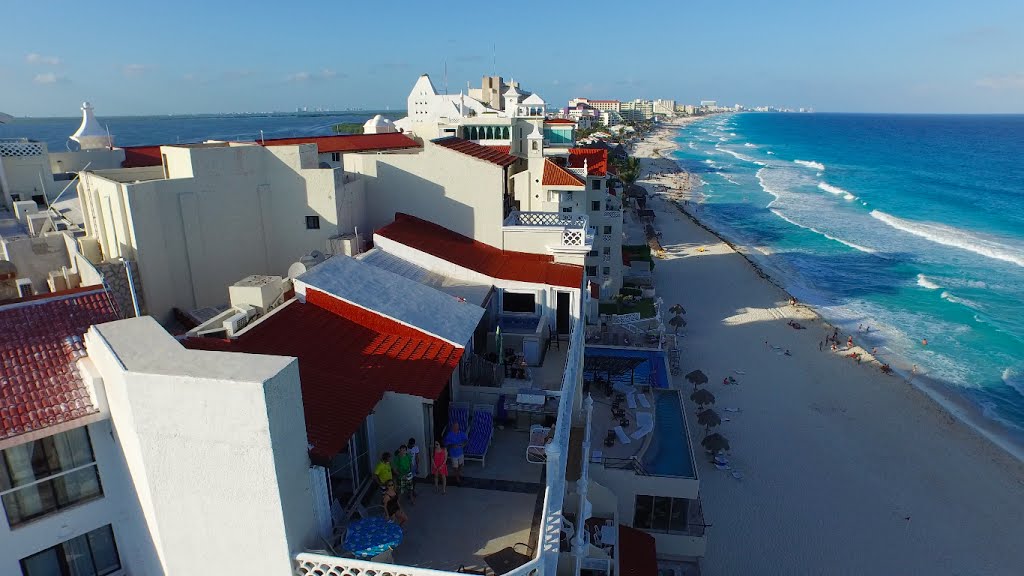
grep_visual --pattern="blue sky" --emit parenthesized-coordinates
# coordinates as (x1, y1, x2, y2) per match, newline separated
(2, 0, 1022, 116)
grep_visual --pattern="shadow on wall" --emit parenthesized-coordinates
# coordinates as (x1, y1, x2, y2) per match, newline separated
(363, 164, 476, 242)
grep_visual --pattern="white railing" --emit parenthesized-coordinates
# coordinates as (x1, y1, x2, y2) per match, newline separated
(603, 210, 621, 220)
(504, 211, 588, 229)
(0, 140, 44, 157)
(295, 553, 467, 576)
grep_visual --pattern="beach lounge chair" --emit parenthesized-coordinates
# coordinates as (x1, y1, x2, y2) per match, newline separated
(527, 424, 551, 463)
(465, 405, 495, 467)
(631, 412, 654, 440)
(447, 402, 471, 436)
(613, 425, 632, 445)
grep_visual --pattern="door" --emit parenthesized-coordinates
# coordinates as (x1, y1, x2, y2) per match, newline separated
(556, 291, 571, 336)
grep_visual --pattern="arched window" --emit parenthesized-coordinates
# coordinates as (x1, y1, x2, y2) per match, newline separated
(502, 126, 510, 139)
(532, 141, 539, 151)
(486, 126, 494, 140)
(470, 126, 478, 140)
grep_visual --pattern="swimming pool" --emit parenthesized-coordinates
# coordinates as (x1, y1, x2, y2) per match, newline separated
(498, 315, 541, 334)
(583, 346, 670, 389)
(641, 391, 696, 478)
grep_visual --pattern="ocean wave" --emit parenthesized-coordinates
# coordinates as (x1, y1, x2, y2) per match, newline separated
(1004, 368, 1024, 397)
(870, 210, 1024, 268)
(941, 291, 983, 310)
(743, 142, 756, 147)
(719, 173, 740, 185)
(817, 182, 856, 200)
(794, 159, 826, 171)
(769, 208, 877, 253)
(688, 141, 697, 150)
(916, 274, 941, 290)
(766, 151, 775, 155)
(718, 148, 760, 164)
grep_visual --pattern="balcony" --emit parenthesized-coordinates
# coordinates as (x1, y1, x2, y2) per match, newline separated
(502, 212, 594, 263)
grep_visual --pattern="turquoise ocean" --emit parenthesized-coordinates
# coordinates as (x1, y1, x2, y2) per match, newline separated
(672, 113, 1024, 451)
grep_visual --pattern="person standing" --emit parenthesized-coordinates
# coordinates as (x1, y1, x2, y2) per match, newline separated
(374, 452, 393, 491)
(407, 437, 420, 478)
(432, 441, 448, 494)
(444, 422, 468, 485)
(393, 445, 416, 505)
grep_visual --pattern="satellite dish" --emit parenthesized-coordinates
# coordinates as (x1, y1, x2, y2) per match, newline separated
(287, 262, 307, 280)
(318, 161, 331, 169)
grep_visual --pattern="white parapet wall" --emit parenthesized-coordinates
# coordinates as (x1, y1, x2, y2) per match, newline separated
(84, 316, 317, 575)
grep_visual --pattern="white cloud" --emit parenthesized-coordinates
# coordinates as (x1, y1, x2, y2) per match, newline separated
(26, 53, 61, 65)
(34, 72, 66, 84)
(121, 64, 151, 78)
(976, 74, 1024, 90)
(286, 69, 342, 83)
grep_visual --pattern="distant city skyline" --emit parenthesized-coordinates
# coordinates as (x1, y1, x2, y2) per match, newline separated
(2, 0, 1022, 116)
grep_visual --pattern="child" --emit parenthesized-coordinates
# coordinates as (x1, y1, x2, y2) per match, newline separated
(407, 438, 420, 479)
(432, 441, 448, 495)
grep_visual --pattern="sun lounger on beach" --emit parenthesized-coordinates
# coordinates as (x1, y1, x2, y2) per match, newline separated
(614, 426, 631, 445)
(637, 394, 651, 409)
(723, 407, 742, 413)
(626, 393, 637, 409)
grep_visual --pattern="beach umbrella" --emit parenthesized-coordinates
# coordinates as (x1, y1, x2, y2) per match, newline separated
(669, 315, 686, 333)
(697, 408, 721, 434)
(701, 433, 730, 454)
(690, 388, 716, 408)
(685, 369, 708, 386)
(669, 304, 686, 315)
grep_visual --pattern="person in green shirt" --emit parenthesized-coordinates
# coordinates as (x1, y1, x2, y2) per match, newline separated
(393, 444, 416, 505)
(374, 452, 393, 490)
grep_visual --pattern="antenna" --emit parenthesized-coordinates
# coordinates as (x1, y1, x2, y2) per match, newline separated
(105, 124, 112, 149)
(444, 60, 448, 96)
(260, 130, 265, 144)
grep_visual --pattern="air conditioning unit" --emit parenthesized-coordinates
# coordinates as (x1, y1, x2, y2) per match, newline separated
(16, 278, 34, 298)
(222, 307, 255, 337)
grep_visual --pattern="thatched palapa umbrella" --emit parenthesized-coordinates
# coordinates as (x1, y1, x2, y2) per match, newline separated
(701, 433, 730, 454)
(669, 315, 686, 334)
(697, 408, 721, 434)
(669, 304, 686, 315)
(685, 370, 708, 392)
(690, 388, 716, 409)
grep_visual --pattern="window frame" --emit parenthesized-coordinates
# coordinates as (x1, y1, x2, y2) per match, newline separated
(591, 200, 600, 211)
(586, 266, 598, 278)
(633, 494, 692, 534)
(20, 524, 121, 576)
(602, 225, 612, 234)
(1, 427, 104, 528)
(305, 215, 321, 230)
(501, 291, 537, 314)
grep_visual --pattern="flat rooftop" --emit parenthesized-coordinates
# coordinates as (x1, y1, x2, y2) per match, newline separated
(357, 248, 494, 308)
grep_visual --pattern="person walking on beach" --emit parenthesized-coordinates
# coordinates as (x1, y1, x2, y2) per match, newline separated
(819, 340, 824, 351)
(847, 336, 854, 349)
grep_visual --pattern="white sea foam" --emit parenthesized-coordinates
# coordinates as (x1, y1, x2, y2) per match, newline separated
(769, 209, 877, 253)
(870, 210, 1024, 268)
(941, 291, 983, 310)
(766, 150, 775, 155)
(718, 147, 760, 164)
(719, 173, 740, 185)
(688, 141, 697, 150)
(743, 142, 756, 147)
(817, 182, 856, 200)
(916, 274, 941, 290)
(794, 159, 826, 171)
(1003, 368, 1024, 397)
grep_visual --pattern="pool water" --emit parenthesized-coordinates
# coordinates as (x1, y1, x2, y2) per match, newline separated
(583, 347, 670, 389)
(498, 315, 541, 334)
(641, 391, 696, 478)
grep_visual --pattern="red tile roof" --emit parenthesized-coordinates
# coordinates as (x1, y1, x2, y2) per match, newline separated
(492, 145, 511, 155)
(0, 289, 120, 441)
(542, 159, 584, 187)
(121, 145, 163, 168)
(432, 137, 518, 167)
(568, 148, 609, 176)
(544, 118, 576, 125)
(376, 213, 584, 289)
(183, 290, 462, 463)
(259, 133, 420, 154)
(618, 525, 658, 576)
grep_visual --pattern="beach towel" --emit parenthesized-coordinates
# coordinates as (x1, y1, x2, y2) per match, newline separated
(614, 426, 631, 444)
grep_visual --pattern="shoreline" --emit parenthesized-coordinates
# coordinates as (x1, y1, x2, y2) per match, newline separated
(630, 117, 1024, 574)
(637, 115, 1024, 463)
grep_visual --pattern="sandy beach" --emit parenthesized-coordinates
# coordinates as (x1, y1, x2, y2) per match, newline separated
(632, 118, 1024, 575)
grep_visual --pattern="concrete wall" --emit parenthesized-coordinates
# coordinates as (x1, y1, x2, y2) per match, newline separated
(0, 153, 58, 207)
(371, 392, 430, 477)
(80, 144, 357, 323)
(0, 232, 71, 293)
(0, 419, 153, 576)
(49, 148, 126, 174)
(344, 143, 506, 249)
(85, 316, 316, 575)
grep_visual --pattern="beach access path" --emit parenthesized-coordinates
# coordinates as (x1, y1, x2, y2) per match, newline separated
(633, 119, 1024, 575)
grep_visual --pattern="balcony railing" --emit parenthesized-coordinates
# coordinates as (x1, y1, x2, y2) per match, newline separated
(503, 211, 592, 248)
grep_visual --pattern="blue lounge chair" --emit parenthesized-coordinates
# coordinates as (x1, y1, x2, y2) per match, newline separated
(465, 405, 495, 467)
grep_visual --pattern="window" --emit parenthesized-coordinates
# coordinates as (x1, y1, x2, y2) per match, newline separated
(591, 201, 600, 211)
(603, 246, 611, 255)
(330, 152, 341, 162)
(603, 225, 612, 234)
(602, 267, 610, 276)
(305, 216, 321, 230)
(591, 180, 601, 190)
(634, 495, 691, 533)
(32, 194, 45, 206)
(20, 524, 121, 576)
(586, 266, 598, 278)
(502, 292, 536, 313)
(589, 250, 599, 257)
(1, 427, 103, 528)
(562, 207, 572, 213)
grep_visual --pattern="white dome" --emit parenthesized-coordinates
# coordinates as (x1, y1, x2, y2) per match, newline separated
(363, 114, 397, 134)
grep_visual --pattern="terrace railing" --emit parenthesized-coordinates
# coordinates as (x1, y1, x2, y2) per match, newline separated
(503, 211, 592, 248)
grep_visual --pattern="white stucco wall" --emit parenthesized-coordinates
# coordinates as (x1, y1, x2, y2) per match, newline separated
(0, 153, 58, 205)
(49, 148, 126, 174)
(79, 144, 360, 323)
(84, 317, 316, 575)
(344, 143, 508, 250)
(0, 419, 153, 576)
(0, 232, 71, 293)
(371, 392, 430, 477)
